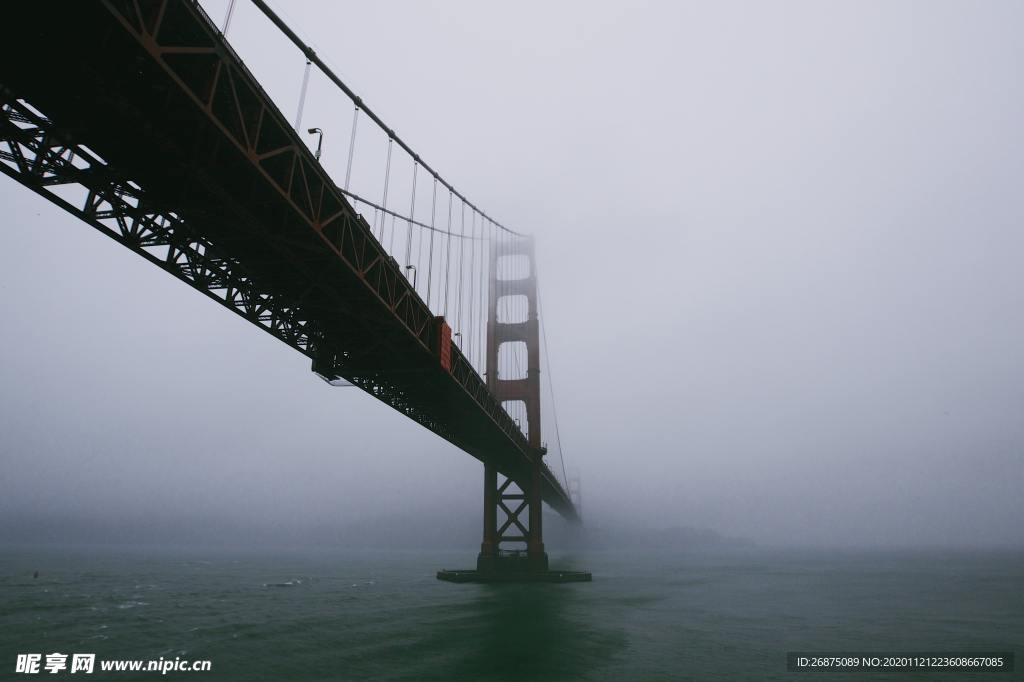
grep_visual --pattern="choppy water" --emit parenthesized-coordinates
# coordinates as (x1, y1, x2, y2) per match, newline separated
(1, 545, 1020, 680)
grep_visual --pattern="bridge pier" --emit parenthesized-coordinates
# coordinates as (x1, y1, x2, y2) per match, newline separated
(438, 236, 588, 584)
(478, 464, 498, 566)
(0, 0, 585, 585)
(475, 462, 550, 576)
(527, 459, 549, 572)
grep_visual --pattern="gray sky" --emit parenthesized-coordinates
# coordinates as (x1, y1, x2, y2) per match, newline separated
(2, 0, 1022, 547)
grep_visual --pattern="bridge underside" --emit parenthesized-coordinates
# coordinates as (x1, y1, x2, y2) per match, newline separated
(0, 0, 576, 520)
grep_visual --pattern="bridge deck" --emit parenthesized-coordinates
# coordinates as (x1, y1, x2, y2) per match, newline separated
(0, 0, 576, 520)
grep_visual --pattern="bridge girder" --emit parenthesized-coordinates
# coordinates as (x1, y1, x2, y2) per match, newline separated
(0, 0, 577, 520)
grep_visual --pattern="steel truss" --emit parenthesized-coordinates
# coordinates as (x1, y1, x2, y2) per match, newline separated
(0, 0, 576, 520)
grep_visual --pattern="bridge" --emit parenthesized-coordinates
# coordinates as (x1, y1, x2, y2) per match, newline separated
(0, 0, 586, 580)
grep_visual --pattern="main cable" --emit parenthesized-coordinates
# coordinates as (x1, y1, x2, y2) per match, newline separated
(537, 278, 569, 490)
(248, 0, 525, 237)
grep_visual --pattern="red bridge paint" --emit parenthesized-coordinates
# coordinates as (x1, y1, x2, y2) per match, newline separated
(435, 317, 452, 372)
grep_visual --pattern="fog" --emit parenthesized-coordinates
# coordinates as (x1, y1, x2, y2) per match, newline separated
(2, 0, 1022, 549)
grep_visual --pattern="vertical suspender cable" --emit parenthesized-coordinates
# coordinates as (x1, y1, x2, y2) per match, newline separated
(457, 200, 466, 344)
(506, 230, 511, 385)
(344, 105, 359, 191)
(426, 177, 437, 306)
(518, 243, 524, 431)
(378, 137, 393, 241)
(538, 282, 569, 489)
(478, 216, 486, 371)
(294, 58, 312, 131)
(221, 0, 237, 34)
(247, 0, 523, 241)
(487, 220, 491, 360)
(468, 210, 478, 366)
(474, 215, 481, 369)
(478, 215, 485, 367)
(388, 211, 398, 257)
(520, 238, 526, 433)
(404, 161, 418, 269)
(444, 190, 452, 318)
(417, 177, 430, 299)
(499, 226, 504, 383)
(480, 219, 486, 374)
(477, 218, 485, 368)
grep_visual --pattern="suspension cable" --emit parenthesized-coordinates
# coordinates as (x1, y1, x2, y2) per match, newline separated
(338, 187, 482, 239)
(537, 281, 569, 489)
(248, 0, 525, 238)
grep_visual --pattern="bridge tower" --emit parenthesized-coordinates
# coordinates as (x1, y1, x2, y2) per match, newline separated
(478, 235, 549, 574)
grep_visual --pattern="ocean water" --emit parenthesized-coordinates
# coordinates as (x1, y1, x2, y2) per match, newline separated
(1, 545, 1020, 680)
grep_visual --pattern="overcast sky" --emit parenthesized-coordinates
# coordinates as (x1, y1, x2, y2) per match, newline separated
(2, 0, 1022, 548)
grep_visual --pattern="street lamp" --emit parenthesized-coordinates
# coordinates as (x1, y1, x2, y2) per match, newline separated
(307, 127, 323, 161)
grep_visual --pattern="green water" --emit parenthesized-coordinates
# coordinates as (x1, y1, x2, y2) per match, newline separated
(1, 545, 1020, 680)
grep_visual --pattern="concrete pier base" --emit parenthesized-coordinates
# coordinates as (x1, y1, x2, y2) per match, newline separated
(436, 568, 591, 583)
(438, 550, 590, 583)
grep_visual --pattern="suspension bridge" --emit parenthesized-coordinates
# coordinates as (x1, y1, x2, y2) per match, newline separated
(0, 0, 588, 581)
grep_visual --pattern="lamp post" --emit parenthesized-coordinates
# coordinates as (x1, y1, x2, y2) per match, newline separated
(307, 127, 323, 161)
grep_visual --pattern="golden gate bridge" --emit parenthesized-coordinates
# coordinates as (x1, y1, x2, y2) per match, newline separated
(0, 0, 588, 582)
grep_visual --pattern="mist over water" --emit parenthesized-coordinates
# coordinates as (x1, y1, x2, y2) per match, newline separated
(2, 0, 1023, 553)
(2, 0, 1023, 678)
